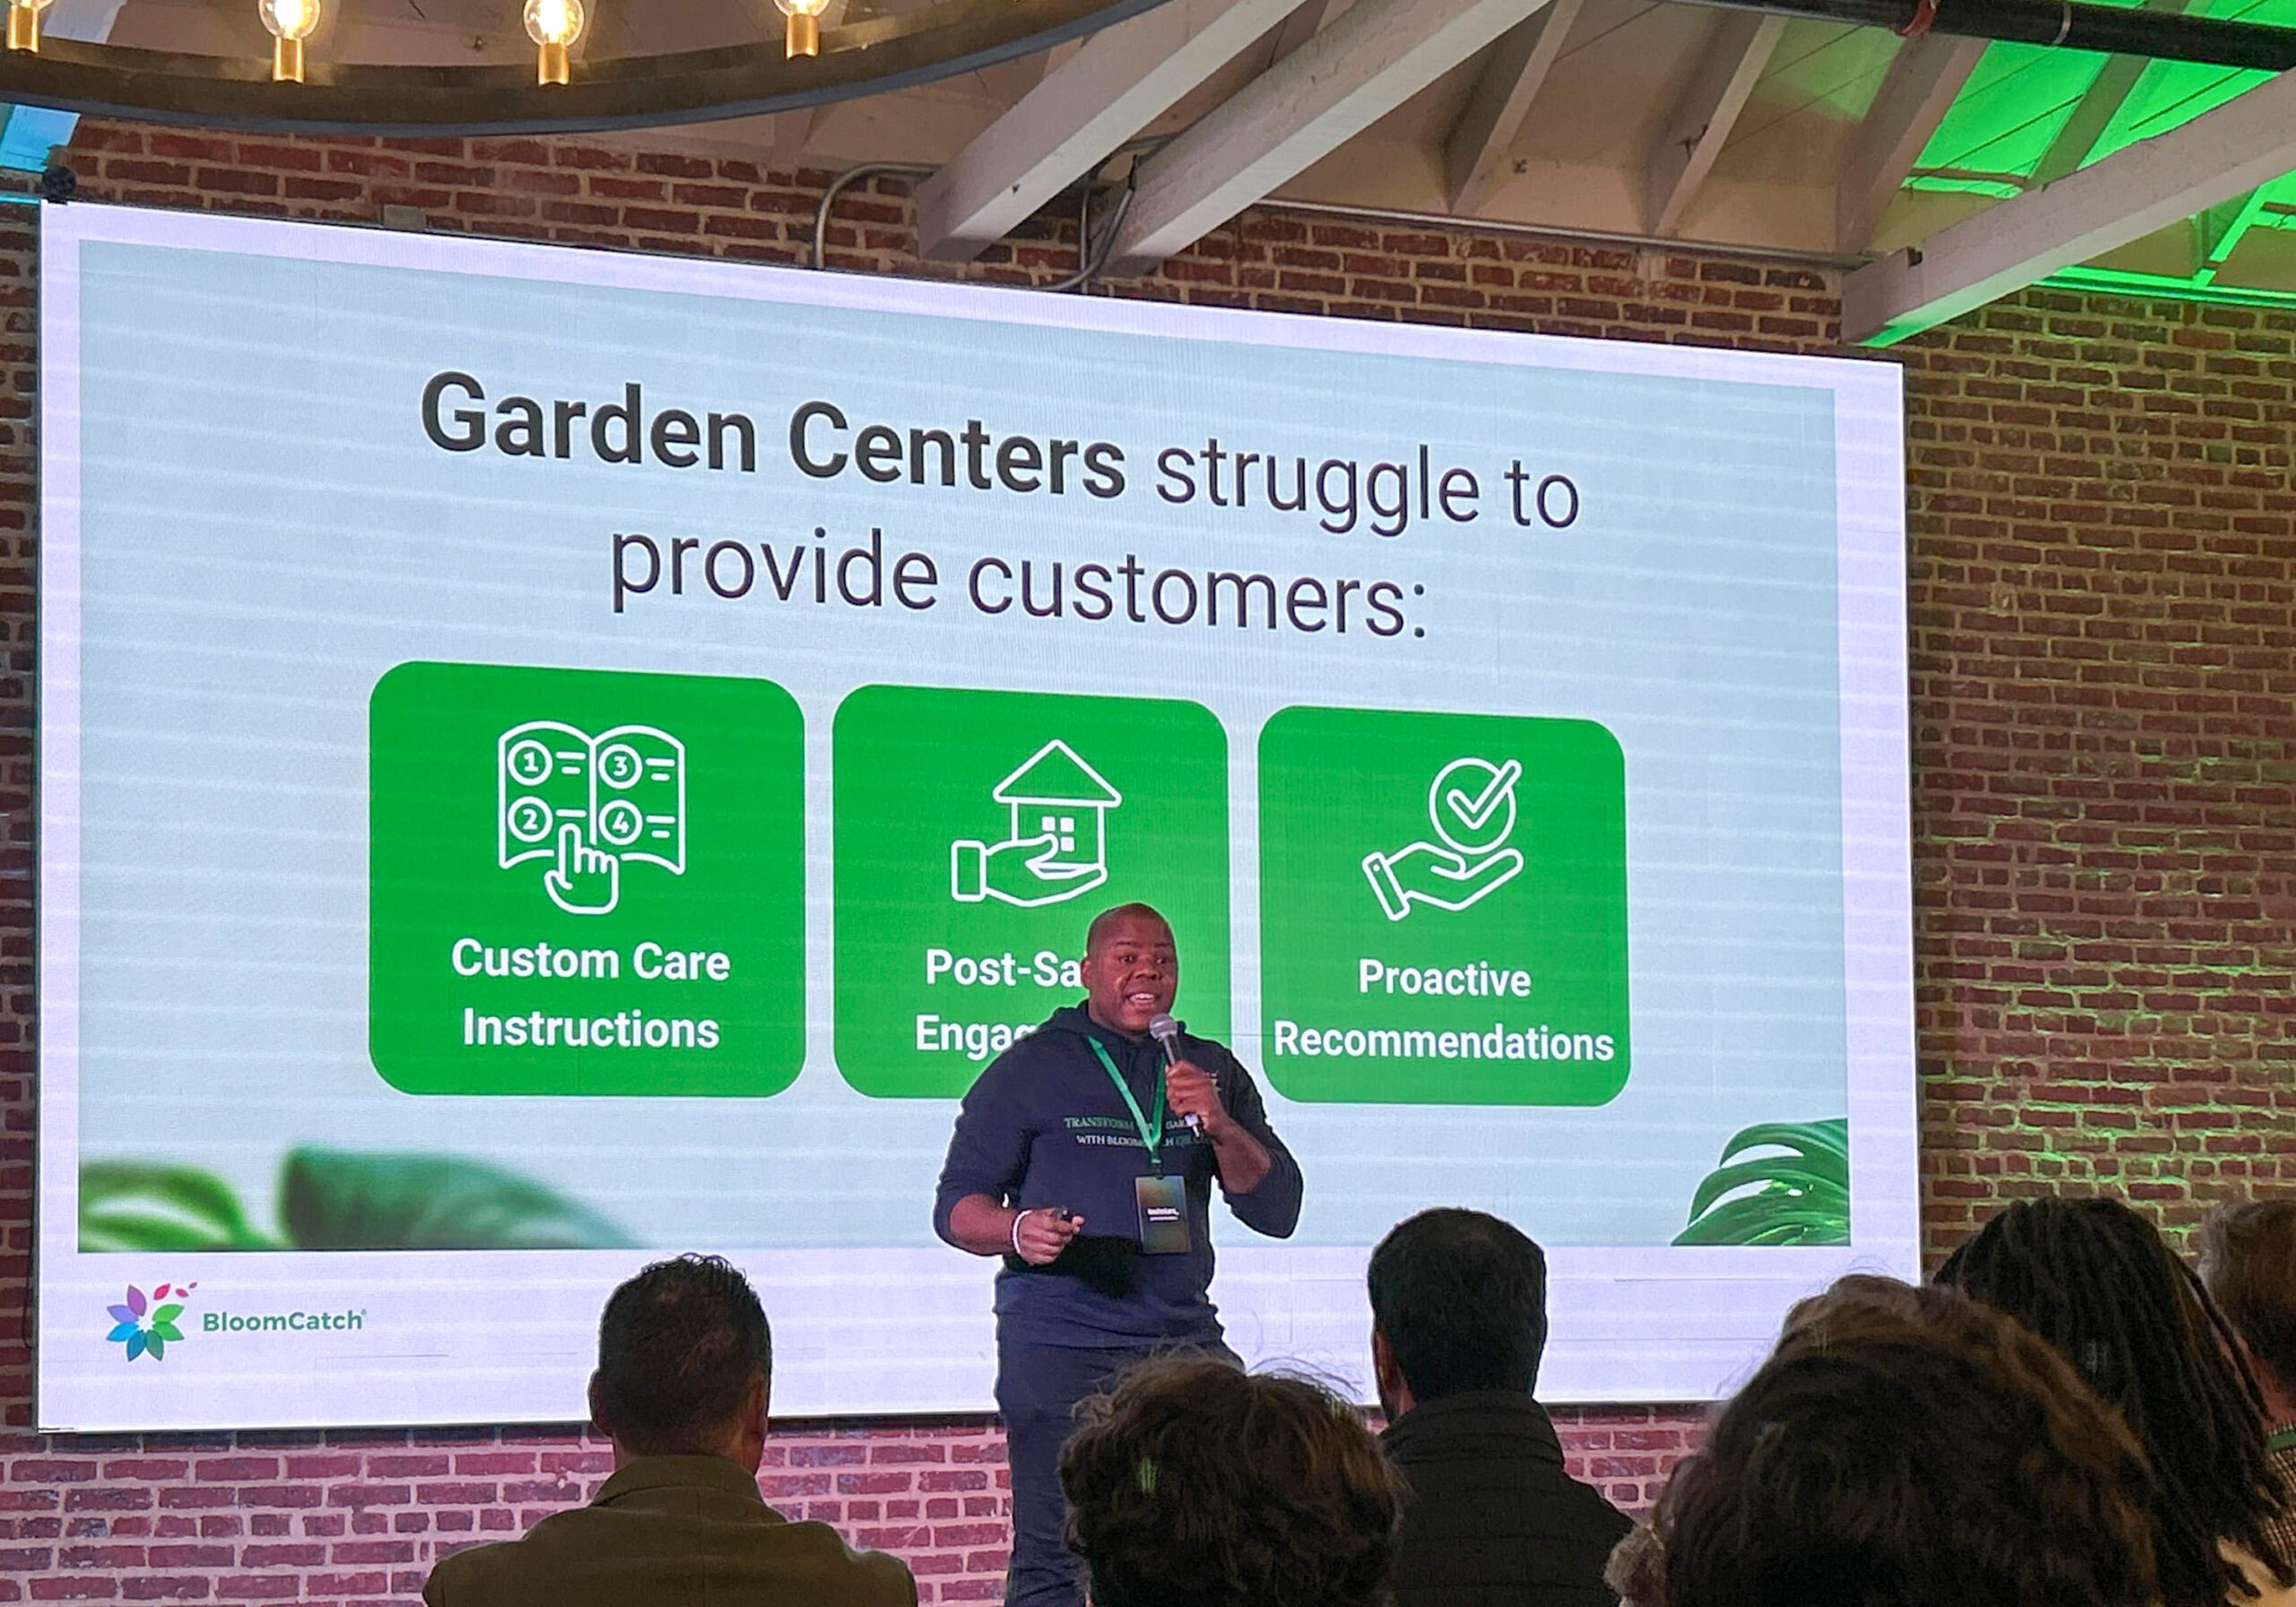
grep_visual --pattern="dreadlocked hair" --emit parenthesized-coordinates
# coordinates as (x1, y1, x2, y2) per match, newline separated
(1936, 1195, 2292, 1607)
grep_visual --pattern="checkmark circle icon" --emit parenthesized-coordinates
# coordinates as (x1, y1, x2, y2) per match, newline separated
(1428, 755, 1518, 856)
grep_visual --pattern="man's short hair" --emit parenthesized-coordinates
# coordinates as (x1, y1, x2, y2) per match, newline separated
(592, 1255, 771, 1455)
(1060, 1357, 1401, 1607)
(1085, 902, 1169, 955)
(1367, 1207, 1548, 1399)
(1656, 1275, 2160, 1607)
(2198, 1200, 2296, 1398)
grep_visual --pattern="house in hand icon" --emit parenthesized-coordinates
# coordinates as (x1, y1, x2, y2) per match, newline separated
(951, 740, 1123, 908)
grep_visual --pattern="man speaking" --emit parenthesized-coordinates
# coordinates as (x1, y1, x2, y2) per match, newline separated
(933, 901, 1303, 1607)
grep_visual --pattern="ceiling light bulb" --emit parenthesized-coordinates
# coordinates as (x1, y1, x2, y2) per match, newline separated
(773, 0, 829, 59)
(257, 0, 320, 83)
(523, 0, 584, 85)
(5, 0, 56, 55)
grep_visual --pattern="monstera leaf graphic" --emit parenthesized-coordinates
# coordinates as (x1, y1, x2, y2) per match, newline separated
(81, 1163, 279, 1252)
(280, 1149, 634, 1250)
(82, 1150, 632, 1252)
(1674, 1119, 1849, 1247)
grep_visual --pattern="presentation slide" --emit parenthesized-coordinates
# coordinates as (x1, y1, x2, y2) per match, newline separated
(35, 204, 1915, 1432)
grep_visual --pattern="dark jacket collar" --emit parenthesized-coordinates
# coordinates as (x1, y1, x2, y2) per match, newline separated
(1055, 1003, 1146, 1049)
(1380, 1391, 1565, 1465)
(593, 1455, 776, 1510)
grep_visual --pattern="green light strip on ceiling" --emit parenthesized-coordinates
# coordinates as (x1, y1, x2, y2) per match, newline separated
(2042, 265, 2296, 312)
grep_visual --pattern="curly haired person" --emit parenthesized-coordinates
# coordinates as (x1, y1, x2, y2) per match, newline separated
(1635, 1274, 2160, 1607)
(1942, 1196, 2296, 1606)
(1058, 1358, 1400, 1607)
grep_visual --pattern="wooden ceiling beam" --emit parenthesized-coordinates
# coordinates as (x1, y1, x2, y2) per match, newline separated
(1843, 64, 2296, 343)
(1104, 0, 1552, 274)
(1642, 10, 1786, 237)
(1834, 31, 1987, 253)
(913, 0, 1309, 262)
(1442, 0, 1583, 216)
(2029, 0, 2189, 186)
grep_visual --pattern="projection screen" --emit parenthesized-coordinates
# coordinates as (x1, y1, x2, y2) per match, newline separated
(35, 203, 1915, 1431)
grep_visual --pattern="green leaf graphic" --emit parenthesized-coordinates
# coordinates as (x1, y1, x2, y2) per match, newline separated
(152, 1322, 183, 1342)
(152, 1304, 183, 1325)
(83, 1150, 634, 1253)
(79, 1163, 276, 1252)
(1674, 1118, 1849, 1247)
(144, 1333, 166, 1359)
(280, 1148, 634, 1250)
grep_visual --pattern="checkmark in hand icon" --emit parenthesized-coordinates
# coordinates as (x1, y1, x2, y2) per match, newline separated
(1363, 755, 1526, 920)
(1445, 759, 1521, 830)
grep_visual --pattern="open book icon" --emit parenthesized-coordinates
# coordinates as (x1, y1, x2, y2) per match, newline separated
(499, 721, 685, 915)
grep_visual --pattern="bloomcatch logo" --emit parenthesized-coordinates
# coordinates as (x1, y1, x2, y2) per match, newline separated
(106, 1281, 193, 1362)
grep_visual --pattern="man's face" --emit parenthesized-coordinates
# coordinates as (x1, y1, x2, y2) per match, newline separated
(1080, 915, 1178, 1035)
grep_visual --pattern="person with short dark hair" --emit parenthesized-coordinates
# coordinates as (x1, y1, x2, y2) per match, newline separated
(1059, 1357, 1401, 1607)
(1939, 1195, 2296, 1606)
(2196, 1202, 2296, 1568)
(1366, 1208, 1627, 1607)
(1650, 1274, 2161, 1607)
(935, 902, 1303, 1607)
(422, 1255, 914, 1607)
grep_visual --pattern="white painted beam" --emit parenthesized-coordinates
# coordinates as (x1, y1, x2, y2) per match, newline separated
(2029, 0, 2187, 187)
(2191, 187, 2267, 286)
(1442, 0, 1583, 216)
(1643, 12, 1784, 238)
(1834, 32, 1987, 253)
(2028, 53, 2144, 187)
(767, 109, 818, 177)
(46, 0, 126, 40)
(1843, 66, 2296, 345)
(914, 0, 1309, 263)
(1263, 0, 1330, 67)
(1107, 0, 1552, 274)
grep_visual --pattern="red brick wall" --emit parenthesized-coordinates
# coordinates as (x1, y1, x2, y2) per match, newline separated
(1900, 292, 2296, 1244)
(0, 117, 2280, 1604)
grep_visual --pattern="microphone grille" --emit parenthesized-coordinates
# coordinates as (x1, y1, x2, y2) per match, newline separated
(1147, 1012, 1179, 1043)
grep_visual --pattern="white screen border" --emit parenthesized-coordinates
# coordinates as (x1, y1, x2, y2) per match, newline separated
(34, 202, 1914, 1431)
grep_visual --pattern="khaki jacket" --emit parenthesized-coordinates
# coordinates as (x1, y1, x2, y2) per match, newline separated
(422, 1455, 917, 1607)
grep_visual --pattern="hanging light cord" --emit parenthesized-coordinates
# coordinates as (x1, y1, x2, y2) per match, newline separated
(812, 162, 935, 271)
(814, 160, 1135, 291)
(1043, 174, 1135, 293)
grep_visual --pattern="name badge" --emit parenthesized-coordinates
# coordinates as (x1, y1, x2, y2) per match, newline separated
(1135, 1174, 1190, 1255)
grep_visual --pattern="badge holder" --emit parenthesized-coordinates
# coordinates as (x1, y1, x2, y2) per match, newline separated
(1088, 1038, 1193, 1255)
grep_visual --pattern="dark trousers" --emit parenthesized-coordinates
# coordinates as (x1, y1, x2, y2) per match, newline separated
(996, 1338, 1238, 1607)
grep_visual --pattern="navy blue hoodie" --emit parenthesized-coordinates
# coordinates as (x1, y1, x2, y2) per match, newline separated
(933, 1004, 1303, 1350)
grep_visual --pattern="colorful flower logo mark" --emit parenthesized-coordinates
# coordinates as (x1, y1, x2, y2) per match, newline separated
(107, 1281, 192, 1362)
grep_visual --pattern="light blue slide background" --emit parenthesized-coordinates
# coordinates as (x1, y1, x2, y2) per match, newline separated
(70, 239, 1843, 1253)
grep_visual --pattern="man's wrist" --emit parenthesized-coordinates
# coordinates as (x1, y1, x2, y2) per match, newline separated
(1008, 1207, 1029, 1256)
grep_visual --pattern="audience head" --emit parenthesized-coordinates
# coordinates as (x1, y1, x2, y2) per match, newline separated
(1059, 1357, 1402, 1607)
(1366, 1207, 1547, 1417)
(1936, 1194, 2289, 1604)
(588, 1254, 773, 1468)
(2197, 1199, 2296, 1412)
(1655, 1274, 2160, 1607)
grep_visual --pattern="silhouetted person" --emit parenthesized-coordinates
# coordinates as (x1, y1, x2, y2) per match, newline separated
(1650, 1274, 2160, 1607)
(1060, 1357, 1401, 1607)
(1941, 1195, 2296, 1606)
(423, 1255, 913, 1607)
(2198, 1201, 2296, 1570)
(1368, 1207, 1628, 1606)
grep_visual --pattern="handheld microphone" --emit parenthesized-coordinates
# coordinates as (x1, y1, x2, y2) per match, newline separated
(1148, 1013, 1200, 1135)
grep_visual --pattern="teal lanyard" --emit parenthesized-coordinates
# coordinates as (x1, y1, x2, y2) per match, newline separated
(2270, 1426, 2296, 1455)
(1087, 1038, 1165, 1166)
